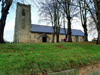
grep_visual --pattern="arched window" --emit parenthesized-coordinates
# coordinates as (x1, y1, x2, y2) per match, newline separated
(22, 9, 25, 16)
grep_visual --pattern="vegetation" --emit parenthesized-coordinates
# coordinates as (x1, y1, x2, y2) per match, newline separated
(0, 42, 100, 74)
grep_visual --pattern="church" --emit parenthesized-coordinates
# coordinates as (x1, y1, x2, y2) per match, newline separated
(14, 3, 84, 43)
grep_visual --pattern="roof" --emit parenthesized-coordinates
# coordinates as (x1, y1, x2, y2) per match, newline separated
(30, 24, 84, 36)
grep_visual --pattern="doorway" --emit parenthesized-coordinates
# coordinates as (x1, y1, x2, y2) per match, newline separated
(42, 37, 47, 42)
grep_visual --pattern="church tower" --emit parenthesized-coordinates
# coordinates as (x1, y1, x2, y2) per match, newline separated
(14, 3, 31, 43)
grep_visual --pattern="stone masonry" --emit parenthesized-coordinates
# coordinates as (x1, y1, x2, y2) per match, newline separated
(14, 3, 31, 43)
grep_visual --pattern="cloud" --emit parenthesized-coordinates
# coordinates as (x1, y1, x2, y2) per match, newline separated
(4, 30, 14, 42)
(4, 20, 15, 42)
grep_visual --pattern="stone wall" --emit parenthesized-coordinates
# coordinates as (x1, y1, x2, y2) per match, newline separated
(47, 70, 100, 75)
(85, 71, 100, 75)
(30, 33, 84, 43)
(80, 64, 100, 75)
(48, 69, 79, 75)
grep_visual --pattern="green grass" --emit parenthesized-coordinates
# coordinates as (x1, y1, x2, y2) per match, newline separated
(0, 42, 100, 75)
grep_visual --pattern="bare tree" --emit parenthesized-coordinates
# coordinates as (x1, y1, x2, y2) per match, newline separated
(85, 0, 100, 44)
(54, 0, 62, 42)
(0, 0, 13, 43)
(93, 0, 100, 44)
(57, 0, 79, 42)
(39, 0, 55, 43)
(63, 15, 67, 39)
(79, 0, 88, 41)
(39, 0, 61, 43)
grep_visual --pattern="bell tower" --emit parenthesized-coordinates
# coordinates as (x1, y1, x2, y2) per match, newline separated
(14, 3, 31, 43)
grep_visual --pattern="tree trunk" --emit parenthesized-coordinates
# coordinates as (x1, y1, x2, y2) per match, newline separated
(0, 11, 8, 43)
(52, 27, 55, 43)
(0, 20, 1, 43)
(0, 1, 12, 44)
(96, 11, 100, 44)
(83, 25, 88, 41)
(56, 27, 60, 43)
(92, 0, 100, 44)
(0, 21, 5, 43)
(64, 28, 67, 40)
(56, 33, 59, 43)
(97, 31, 100, 44)
(64, 30, 67, 41)
(67, 15, 72, 42)
(66, 35, 67, 41)
(66, 0, 72, 42)
(52, 33, 55, 43)
(96, 21, 100, 44)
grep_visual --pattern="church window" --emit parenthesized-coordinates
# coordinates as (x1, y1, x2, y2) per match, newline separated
(22, 9, 25, 16)
(34, 34, 37, 38)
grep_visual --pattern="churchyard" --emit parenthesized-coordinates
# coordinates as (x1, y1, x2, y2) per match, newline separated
(0, 42, 100, 75)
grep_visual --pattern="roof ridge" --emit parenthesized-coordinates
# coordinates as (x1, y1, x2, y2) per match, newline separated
(32, 24, 51, 27)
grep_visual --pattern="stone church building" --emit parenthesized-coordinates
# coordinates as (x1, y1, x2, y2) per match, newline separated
(14, 3, 84, 43)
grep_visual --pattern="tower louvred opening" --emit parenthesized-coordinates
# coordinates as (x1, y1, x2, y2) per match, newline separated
(22, 9, 25, 16)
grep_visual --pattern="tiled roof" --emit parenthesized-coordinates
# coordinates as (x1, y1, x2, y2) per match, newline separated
(30, 24, 84, 36)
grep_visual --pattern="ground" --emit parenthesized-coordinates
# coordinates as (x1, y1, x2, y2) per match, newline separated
(0, 42, 100, 75)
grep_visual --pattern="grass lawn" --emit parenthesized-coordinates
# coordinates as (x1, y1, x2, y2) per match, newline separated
(0, 42, 100, 75)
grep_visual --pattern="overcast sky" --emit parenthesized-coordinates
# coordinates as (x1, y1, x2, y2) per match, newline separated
(0, 1, 97, 42)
